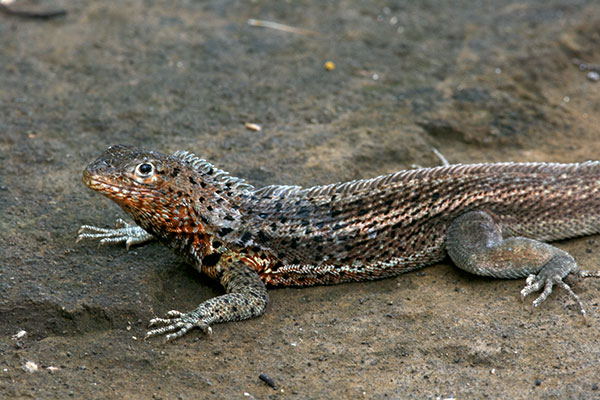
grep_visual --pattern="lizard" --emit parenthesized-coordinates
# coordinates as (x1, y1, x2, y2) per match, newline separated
(77, 144, 600, 341)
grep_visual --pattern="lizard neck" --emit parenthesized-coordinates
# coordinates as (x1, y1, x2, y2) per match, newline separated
(110, 161, 249, 260)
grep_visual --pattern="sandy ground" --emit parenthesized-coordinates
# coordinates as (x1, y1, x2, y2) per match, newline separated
(2, 0, 600, 398)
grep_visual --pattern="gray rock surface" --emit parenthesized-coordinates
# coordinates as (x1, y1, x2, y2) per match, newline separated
(1, 0, 600, 398)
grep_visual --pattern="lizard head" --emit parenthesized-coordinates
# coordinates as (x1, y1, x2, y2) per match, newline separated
(83, 144, 201, 232)
(84, 144, 172, 199)
(83, 144, 247, 241)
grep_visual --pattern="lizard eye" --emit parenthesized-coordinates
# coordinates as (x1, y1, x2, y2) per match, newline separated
(135, 162, 155, 178)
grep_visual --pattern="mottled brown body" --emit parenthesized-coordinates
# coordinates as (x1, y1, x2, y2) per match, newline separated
(242, 163, 600, 285)
(79, 145, 600, 340)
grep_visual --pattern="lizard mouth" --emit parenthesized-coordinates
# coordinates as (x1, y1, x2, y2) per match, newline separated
(83, 174, 124, 198)
(81, 170, 155, 205)
(82, 170, 116, 192)
(82, 170, 152, 201)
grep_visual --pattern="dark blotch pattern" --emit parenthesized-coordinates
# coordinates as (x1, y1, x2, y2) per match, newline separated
(219, 227, 233, 237)
(202, 252, 222, 267)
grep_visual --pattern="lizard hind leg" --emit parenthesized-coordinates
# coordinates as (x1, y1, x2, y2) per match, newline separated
(446, 210, 598, 319)
(145, 257, 269, 342)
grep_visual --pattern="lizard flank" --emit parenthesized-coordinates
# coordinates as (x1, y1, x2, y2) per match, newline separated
(77, 145, 600, 341)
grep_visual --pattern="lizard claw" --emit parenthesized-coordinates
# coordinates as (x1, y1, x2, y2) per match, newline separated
(145, 310, 213, 342)
(76, 219, 154, 249)
(520, 269, 591, 322)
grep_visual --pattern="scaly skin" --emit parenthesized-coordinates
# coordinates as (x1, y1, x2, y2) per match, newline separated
(78, 145, 600, 341)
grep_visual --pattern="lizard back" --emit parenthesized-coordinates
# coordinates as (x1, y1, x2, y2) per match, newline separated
(237, 162, 600, 285)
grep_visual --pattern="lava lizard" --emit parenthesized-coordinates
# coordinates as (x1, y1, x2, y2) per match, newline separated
(77, 144, 600, 341)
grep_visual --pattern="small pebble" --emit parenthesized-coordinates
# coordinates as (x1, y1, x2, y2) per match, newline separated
(587, 71, 599, 81)
(12, 330, 27, 340)
(244, 122, 262, 132)
(259, 373, 277, 389)
(23, 361, 38, 373)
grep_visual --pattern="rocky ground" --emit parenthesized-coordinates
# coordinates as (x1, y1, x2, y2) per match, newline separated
(1, 0, 600, 398)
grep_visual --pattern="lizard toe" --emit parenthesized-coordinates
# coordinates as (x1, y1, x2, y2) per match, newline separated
(148, 310, 185, 326)
(520, 273, 544, 301)
(166, 310, 185, 318)
(146, 310, 214, 341)
(523, 273, 588, 321)
(145, 320, 188, 340)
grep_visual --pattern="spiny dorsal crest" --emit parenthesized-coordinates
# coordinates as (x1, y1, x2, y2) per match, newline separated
(252, 184, 302, 198)
(172, 150, 255, 192)
(251, 161, 600, 200)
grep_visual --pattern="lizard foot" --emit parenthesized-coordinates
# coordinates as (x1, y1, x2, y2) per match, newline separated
(76, 218, 154, 249)
(145, 310, 213, 342)
(520, 254, 600, 321)
(144, 262, 269, 342)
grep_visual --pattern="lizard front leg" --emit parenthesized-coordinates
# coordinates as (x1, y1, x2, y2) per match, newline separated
(77, 218, 154, 249)
(446, 210, 600, 319)
(145, 255, 269, 341)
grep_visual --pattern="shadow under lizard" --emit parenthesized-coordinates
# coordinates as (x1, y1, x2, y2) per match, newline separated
(77, 145, 600, 341)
